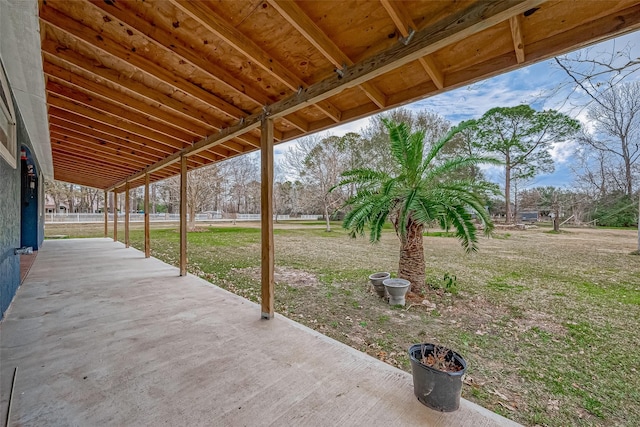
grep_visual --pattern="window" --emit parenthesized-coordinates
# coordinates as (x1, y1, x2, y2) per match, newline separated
(0, 61, 17, 168)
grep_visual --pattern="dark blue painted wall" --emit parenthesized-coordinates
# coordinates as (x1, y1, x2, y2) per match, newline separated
(21, 146, 40, 250)
(1, 81, 44, 320)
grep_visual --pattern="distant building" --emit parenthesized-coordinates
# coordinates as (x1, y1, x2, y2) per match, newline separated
(519, 211, 539, 222)
(44, 195, 68, 214)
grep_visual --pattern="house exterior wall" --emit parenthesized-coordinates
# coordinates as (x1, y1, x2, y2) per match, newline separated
(1, 83, 44, 320)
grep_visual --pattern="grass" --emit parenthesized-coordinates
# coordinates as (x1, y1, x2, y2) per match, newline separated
(45, 222, 640, 427)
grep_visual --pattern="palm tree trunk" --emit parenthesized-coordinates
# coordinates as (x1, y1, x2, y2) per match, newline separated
(398, 218, 425, 293)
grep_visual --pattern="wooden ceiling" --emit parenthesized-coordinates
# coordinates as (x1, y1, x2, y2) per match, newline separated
(38, 0, 640, 191)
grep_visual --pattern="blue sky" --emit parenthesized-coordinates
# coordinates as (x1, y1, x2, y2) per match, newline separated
(275, 31, 640, 190)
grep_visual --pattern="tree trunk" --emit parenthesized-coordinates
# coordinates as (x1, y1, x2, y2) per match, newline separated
(324, 204, 331, 232)
(553, 192, 560, 232)
(188, 202, 196, 231)
(151, 184, 155, 214)
(505, 160, 511, 224)
(397, 218, 425, 294)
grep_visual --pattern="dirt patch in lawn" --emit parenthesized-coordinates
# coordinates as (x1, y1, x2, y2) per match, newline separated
(233, 266, 321, 288)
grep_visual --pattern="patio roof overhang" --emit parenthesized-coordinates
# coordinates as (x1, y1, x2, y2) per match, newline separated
(38, 0, 640, 191)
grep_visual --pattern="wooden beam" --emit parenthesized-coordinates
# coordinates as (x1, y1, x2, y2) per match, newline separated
(49, 112, 214, 166)
(49, 105, 215, 166)
(510, 15, 526, 64)
(107, 118, 262, 191)
(88, 0, 264, 112)
(46, 81, 193, 144)
(50, 132, 160, 169)
(269, 1, 546, 119)
(179, 155, 187, 277)
(53, 165, 122, 183)
(171, 0, 342, 122)
(380, 0, 445, 89)
(144, 173, 150, 258)
(47, 94, 186, 151)
(39, 6, 251, 122)
(44, 62, 211, 137)
(104, 190, 108, 238)
(48, 110, 174, 156)
(268, 0, 386, 108)
(440, 4, 640, 94)
(76, 1, 316, 135)
(419, 56, 445, 90)
(52, 150, 138, 175)
(260, 117, 275, 320)
(42, 41, 263, 149)
(526, 3, 640, 61)
(113, 189, 118, 242)
(51, 150, 147, 173)
(52, 157, 121, 174)
(108, 0, 545, 192)
(124, 182, 130, 248)
(54, 174, 108, 189)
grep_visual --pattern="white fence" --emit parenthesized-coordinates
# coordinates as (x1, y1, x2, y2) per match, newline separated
(45, 213, 321, 223)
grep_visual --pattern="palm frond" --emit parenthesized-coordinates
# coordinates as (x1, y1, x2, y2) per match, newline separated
(442, 204, 478, 252)
(334, 118, 496, 247)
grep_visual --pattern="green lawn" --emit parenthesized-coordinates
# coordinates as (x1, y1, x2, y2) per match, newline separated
(45, 222, 640, 427)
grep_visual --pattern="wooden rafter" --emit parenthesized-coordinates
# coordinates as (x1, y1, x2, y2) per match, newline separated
(268, 0, 386, 108)
(509, 15, 526, 64)
(39, 6, 249, 119)
(46, 91, 188, 150)
(34, 0, 640, 192)
(41, 40, 260, 148)
(45, 65, 209, 138)
(379, 0, 445, 90)
(171, 0, 342, 122)
(50, 133, 158, 169)
(48, 116, 175, 158)
(89, 0, 310, 134)
(89, 0, 267, 110)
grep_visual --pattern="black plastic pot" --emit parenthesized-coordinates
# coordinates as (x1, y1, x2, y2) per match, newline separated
(408, 343, 467, 412)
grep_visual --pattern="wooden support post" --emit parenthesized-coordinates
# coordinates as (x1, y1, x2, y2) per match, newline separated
(260, 117, 274, 320)
(113, 191, 118, 242)
(124, 182, 130, 248)
(179, 155, 187, 276)
(103, 190, 108, 238)
(144, 173, 150, 258)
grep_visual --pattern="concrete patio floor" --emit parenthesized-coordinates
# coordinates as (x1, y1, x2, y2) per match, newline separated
(1, 238, 520, 426)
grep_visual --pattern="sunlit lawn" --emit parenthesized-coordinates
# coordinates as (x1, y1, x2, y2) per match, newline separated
(45, 221, 640, 426)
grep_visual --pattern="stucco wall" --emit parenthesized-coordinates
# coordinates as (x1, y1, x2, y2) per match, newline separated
(1, 86, 44, 320)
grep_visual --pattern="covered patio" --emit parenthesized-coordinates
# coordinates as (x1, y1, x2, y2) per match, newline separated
(1, 239, 518, 426)
(30, 0, 640, 319)
(2, 0, 640, 424)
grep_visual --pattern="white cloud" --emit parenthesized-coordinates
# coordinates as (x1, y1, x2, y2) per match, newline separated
(549, 140, 578, 164)
(329, 117, 371, 136)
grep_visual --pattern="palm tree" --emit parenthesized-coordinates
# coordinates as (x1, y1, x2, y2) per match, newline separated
(334, 119, 497, 293)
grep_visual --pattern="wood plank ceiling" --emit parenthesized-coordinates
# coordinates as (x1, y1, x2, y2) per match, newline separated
(38, 0, 640, 191)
